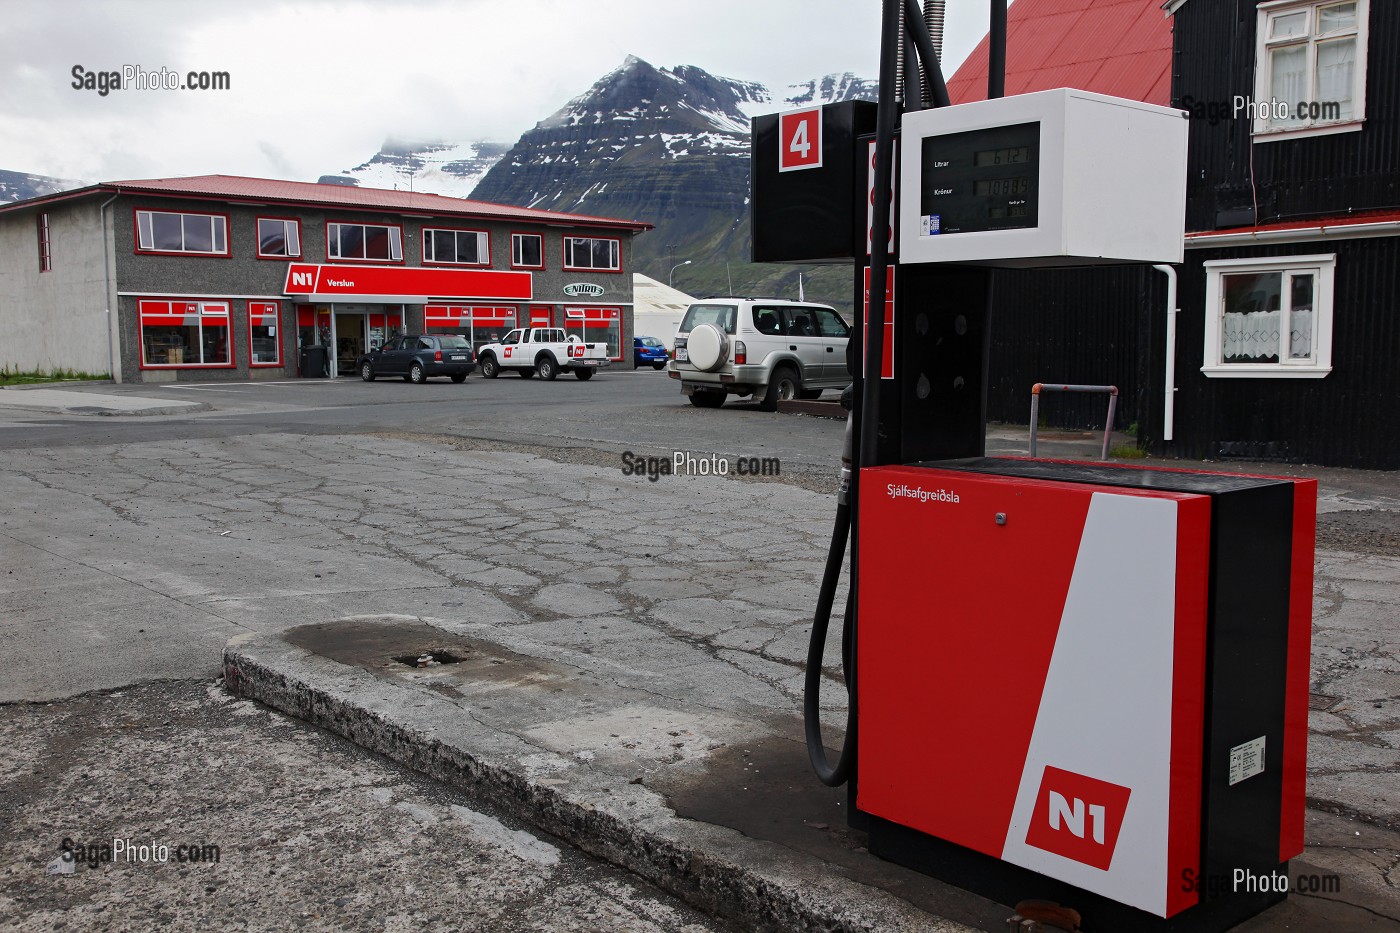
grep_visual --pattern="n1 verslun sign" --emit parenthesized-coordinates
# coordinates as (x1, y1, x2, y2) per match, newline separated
(778, 107, 823, 172)
(283, 263, 532, 301)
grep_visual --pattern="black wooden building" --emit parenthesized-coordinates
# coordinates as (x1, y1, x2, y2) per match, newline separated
(952, 0, 1400, 469)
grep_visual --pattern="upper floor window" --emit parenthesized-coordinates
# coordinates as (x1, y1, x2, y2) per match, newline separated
(423, 228, 489, 265)
(511, 233, 543, 269)
(1202, 254, 1335, 378)
(257, 217, 301, 259)
(37, 213, 51, 272)
(1253, 0, 1367, 139)
(563, 236, 620, 271)
(136, 210, 229, 256)
(327, 222, 402, 262)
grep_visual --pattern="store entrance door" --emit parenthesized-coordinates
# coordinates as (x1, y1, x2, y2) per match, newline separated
(334, 312, 367, 377)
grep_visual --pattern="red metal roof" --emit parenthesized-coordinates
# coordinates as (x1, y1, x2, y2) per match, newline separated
(946, 0, 1173, 106)
(0, 174, 652, 231)
(1186, 209, 1400, 240)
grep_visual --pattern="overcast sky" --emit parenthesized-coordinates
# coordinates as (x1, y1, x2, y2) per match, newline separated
(1, 1, 992, 185)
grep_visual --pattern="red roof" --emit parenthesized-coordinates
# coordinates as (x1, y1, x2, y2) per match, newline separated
(946, 0, 1173, 106)
(0, 173, 652, 231)
(1186, 209, 1400, 241)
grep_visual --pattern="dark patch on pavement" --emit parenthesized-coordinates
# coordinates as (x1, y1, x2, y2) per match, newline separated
(284, 618, 570, 688)
(658, 730, 1014, 931)
(1316, 509, 1400, 558)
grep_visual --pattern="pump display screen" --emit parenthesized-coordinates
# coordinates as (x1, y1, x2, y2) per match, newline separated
(919, 122, 1040, 236)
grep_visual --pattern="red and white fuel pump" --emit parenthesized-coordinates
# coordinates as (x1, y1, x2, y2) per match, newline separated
(750, 3, 1315, 930)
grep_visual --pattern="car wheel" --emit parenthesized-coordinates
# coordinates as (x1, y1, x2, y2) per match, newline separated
(759, 366, 799, 412)
(359, 362, 375, 382)
(688, 391, 725, 408)
(450, 373, 467, 383)
(575, 369, 594, 381)
(798, 388, 823, 400)
(480, 355, 499, 379)
(409, 362, 426, 384)
(652, 362, 666, 370)
(536, 356, 558, 381)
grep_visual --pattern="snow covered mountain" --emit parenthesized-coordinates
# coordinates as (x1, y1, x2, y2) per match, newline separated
(318, 139, 510, 198)
(469, 56, 875, 304)
(0, 169, 82, 204)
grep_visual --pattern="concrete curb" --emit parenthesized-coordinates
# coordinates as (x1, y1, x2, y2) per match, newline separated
(223, 632, 976, 933)
(777, 399, 846, 419)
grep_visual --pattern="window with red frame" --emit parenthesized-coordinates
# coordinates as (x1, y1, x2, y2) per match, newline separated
(136, 210, 228, 255)
(140, 300, 231, 366)
(37, 212, 51, 272)
(248, 301, 282, 366)
(257, 218, 301, 258)
(423, 228, 489, 265)
(563, 306, 622, 360)
(511, 233, 543, 269)
(563, 236, 620, 271)
(424, 305, 518, 352)
(327, 222, 402, 262)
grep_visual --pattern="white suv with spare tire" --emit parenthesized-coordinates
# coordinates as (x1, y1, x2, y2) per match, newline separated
(668, 298, 851, 410)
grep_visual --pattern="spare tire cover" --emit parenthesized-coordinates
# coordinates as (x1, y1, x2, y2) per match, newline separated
(687, 323, 729, 373)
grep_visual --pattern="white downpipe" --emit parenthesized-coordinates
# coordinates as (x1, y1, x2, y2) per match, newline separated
(1152, 264, 1178, 443)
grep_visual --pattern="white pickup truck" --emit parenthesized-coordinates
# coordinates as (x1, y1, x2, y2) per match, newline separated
(476, 327, 612, 381)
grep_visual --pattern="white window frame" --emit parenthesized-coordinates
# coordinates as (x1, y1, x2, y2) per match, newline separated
(256, 217, 301, 259)
(136, 210, 229, 256)
(511, 232, 544, 269)
(562, 236, 621, 272)
(1253, 0, 1368, 142)
(326, 222, 403, 262)
(1202, 254, 1335, 378)
(422, 227, 489, 266)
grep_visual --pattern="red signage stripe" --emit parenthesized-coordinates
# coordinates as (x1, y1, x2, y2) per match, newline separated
(284, 263, 531, 301)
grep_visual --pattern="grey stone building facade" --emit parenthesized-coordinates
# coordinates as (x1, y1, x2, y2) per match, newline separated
(0, 175, 651, 382)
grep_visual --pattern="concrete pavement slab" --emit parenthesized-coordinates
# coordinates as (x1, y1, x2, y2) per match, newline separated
(226, 612, 1400, 932)
(0, 386, 207, 416)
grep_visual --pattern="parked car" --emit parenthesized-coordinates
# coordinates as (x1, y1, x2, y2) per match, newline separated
(633, 336, 669, 369)
(476, 328, 611, 381)
(668, 298, 850, 410)
(357, 334, 476, 383)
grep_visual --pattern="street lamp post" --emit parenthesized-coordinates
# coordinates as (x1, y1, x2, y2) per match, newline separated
(668, 259, 692, 287)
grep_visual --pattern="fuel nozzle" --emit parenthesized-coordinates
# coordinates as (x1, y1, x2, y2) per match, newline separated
(839, 384, 854, 506)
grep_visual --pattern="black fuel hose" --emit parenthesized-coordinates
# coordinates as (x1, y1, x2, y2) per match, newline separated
(804, 497, 855, 786)
(803, 0, 950, 789)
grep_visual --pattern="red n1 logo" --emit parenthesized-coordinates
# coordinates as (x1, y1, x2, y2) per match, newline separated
(1025, 766, 1131, 871)
(778, 108, 822, 172)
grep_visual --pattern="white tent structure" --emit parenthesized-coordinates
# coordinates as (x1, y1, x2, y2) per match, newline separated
(631, 274, 696, 349)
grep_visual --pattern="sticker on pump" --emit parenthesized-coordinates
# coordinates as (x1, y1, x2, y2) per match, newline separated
(778, 108, 822, 172)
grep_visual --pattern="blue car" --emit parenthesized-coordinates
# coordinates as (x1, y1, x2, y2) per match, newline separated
(633, 336, 669, 370)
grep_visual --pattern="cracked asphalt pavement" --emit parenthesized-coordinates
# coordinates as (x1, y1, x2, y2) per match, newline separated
(1, 377, 1398, 929)
(0, 679, 723, 932)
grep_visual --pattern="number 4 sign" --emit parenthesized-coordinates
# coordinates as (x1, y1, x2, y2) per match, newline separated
(778, 107, 822, 172)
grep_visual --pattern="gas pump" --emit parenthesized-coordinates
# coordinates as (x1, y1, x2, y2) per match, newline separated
(751, 3, 1315, 931)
